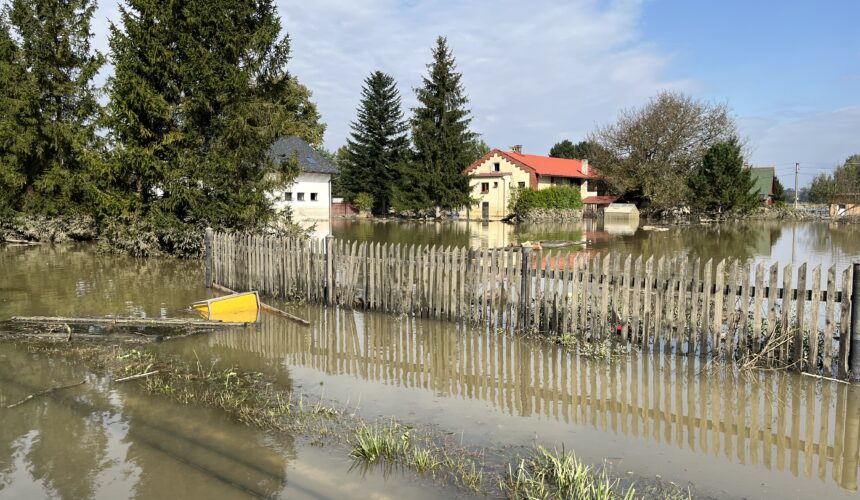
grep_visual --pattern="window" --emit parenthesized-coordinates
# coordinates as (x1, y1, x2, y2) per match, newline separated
(493, 182, 498, 188)
(310, 193, 318, 201)
(480, 182, 489, 194)
(297, 193, 305, 201)
(493, 162, 500, 172)
(285, 192, 292, 201)
(518, 182, 525, 189)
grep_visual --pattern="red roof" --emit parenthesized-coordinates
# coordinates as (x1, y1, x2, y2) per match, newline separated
(583, 195, 617, 205)
(505, 151, 595, 179)
(465, 149, 600, 189)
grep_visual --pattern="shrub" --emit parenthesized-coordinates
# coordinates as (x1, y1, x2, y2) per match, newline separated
(353, 192, 374, 212)
(513, 186, 583, 212)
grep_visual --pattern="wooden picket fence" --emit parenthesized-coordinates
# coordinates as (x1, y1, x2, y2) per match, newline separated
(205, 231, 859, 378)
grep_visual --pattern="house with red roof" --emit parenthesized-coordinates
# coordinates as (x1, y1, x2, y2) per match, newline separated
(463, 145, 616, 220)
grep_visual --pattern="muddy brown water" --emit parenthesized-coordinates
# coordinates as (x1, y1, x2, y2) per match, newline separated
(1, 226, 859, 499)
(332, 219, 860, 271)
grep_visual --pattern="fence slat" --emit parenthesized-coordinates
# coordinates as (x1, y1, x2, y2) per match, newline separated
(631, 256, 642, 345)
(795, 263, 807, 366)
(713, 259, 725, 354)
(807, 265, 821, 371)
(780, 263, 794, 364)
(838, 266, 852, 377)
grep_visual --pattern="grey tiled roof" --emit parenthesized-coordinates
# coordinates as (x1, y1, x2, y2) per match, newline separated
(270, 136, 338, 174)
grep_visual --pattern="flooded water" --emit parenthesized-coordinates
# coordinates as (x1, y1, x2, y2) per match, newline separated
(0, 343, 448, 499)
(2, 234, 860, 499)
(332, 219, 860, 270)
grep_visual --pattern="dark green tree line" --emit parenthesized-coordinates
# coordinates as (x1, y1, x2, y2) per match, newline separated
(548, 139, 604, 160)
(807, 155, 860, 203)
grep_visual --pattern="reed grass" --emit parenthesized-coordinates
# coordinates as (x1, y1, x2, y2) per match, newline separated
(500, 446, 635, 500)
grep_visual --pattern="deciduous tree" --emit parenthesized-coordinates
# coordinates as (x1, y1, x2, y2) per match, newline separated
(590, 91, 737, 210)
(807, 155, 860, 203)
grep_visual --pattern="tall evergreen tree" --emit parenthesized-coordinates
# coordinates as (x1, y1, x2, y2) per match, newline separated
(106, 0, 324, 229)
(0, 13, 29, 212)
(342, 71, 409, 214)
(688, 139, 758, 214)
(405, 36, 475, 212)
(3, 0, 104, 214)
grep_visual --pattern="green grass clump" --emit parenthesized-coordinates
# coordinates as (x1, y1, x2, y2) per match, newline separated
(501, 447, 634, 500)
(350, 420, 413, 462)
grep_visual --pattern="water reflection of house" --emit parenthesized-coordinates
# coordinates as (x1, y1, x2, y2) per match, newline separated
(603, 203, 639, 234)
(462, 146, 614, 220)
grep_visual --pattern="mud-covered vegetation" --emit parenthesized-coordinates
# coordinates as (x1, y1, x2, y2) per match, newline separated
(2, 336, 692, 499)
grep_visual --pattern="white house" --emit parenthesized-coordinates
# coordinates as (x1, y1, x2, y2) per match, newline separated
(269, 136, 338, 236)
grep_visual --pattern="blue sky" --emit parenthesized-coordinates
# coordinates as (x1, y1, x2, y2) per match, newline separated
(90, 0, 859, 187)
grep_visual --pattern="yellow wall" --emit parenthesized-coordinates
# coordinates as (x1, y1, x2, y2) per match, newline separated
(464, 153, 598, 219)
(466, 153, 530, 220)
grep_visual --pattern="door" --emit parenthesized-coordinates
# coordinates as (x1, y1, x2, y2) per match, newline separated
(481, 202, 489, 220)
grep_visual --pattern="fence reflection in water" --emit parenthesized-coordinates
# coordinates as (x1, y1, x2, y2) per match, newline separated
(207, 308, 860, 492)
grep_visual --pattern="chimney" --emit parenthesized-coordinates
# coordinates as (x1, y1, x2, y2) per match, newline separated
(509, 145, 522, 154)
(582, 159, 589, 175)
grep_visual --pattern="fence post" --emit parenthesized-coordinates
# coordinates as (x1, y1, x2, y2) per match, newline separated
(325, 234, 335, 306)
(850, 262, 860, 380)
(204, 227, 214, 288)
(520, 244, 532, 330)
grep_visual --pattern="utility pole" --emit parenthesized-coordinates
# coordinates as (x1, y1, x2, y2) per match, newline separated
(794, 162, 799, 208)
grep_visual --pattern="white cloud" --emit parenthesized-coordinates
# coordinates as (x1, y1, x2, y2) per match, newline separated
(87, 0, 685, 153)
(740, 106, 860, 186)
(276, 0, 689, 152)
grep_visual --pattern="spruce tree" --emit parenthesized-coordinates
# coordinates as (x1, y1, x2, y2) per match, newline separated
(107, 0, 324, 229)
(4, 0, 104, 214)
(0, 13, 29, 212)
(342, 71, 409, 214)
(407, 36, 475, 212)
(688, 139, 758, 214)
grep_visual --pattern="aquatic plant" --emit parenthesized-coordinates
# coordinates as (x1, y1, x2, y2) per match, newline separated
(350, 421, 412, 462)
(500, 446, 635, 500)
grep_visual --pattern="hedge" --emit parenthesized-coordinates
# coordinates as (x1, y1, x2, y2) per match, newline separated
(513, 186, 584, 211)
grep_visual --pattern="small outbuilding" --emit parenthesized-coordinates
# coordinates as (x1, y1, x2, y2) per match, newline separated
(604, 203, 639, 218)
(829, 195, 860, 218)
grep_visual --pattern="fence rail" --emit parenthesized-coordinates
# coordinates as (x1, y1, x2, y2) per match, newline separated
(206, 230, 860, 379)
